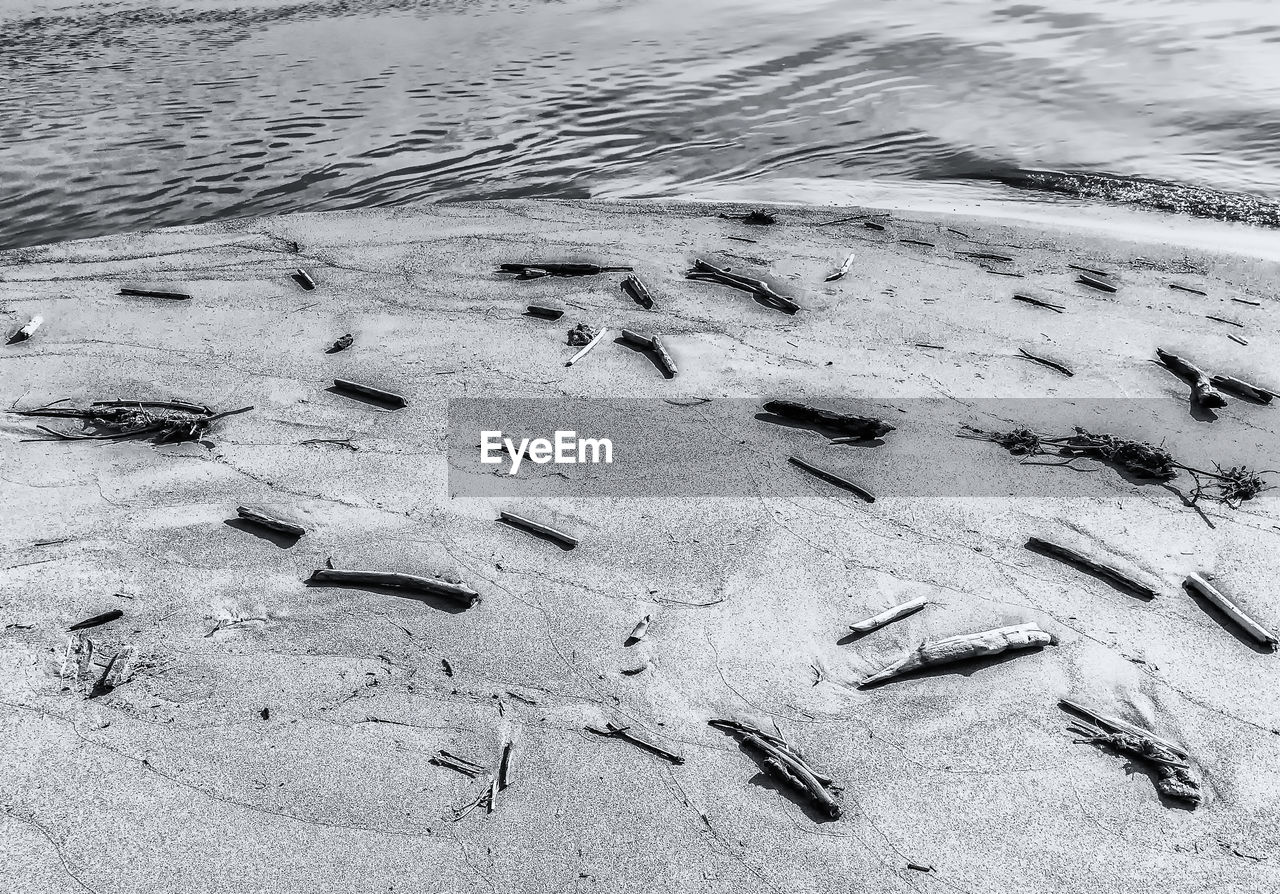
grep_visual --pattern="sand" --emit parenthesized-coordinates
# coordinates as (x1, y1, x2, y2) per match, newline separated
(1, 199, 1278, 893)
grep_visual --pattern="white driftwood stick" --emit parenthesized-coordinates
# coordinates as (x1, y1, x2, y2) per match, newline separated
(848, 596, 928, 634)
(651, 336, 678, 377)
(1185, 572, 1277, 647)
(825, 253, 854, 282)
(860, 622, 1052, 687)
(13, 315, 43, 342)
(626, 615, 651, 643)
(566, 328, 609, 366)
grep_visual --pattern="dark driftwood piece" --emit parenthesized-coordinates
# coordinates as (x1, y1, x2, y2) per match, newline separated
(1209, 375, 1274, 404)
(719, 209, 775, 225)
(307, 569, 479, 607)
(68, 609, 123, 631)
(848, 596, 928, 634)
(587, 722, 684, 765)
(900, 239, 935, 247)
(619, 329, 653, 349)
(1018, 349, 1073, 377)
(525, 304, 564, 320)
(332, 379, 407, 408)
(500, 263, 632, 277)
(327, 334, 353, 353)
(1025, 536, 1158, 600)
(1076, 273, 1117, 293)
(863, 221, 885, 231)
(499, 511, 577, 549)
(621, 274, 654, 309)
(292, 269, 316, 290)
(763, 399, 894, 439)
(498, 741, 514, 789)
(1060, 699, 1200, 805)
(1013, 294, 1065, 313)
(788, 456, 875, 503)
(1169, 283, 1207, 295)
(1068, 264, 1109, 277)
(1205, 315, 1243, 328)
(1185, 572, 1278, 647)
(88, 651, 123, 699)
(710, 719, 840, 818)
(1232, 297, 1262, 306)
(651, 337, 678, 377)
(119, 287, 191, 300)
(963, 251, 1014, 262)
(1155, 349, 1227, 407)
(686, 258, 800, 313)
(860, 623, 1052, 687)
(237, 506, 305, 538)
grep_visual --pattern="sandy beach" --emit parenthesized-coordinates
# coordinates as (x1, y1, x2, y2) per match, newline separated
(2, 199, 1278, 893)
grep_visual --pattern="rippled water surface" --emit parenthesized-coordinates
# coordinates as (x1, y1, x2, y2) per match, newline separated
(3, 0, 1280, 247)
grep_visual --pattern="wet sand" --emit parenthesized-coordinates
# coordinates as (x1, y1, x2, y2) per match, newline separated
(2, 200, 1278, 893)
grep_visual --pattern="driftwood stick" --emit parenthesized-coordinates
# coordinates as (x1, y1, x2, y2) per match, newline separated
(1025, 536, 1158, 600)
(1156, 349, 1227, 407)
(1210, 375, 1274, 404)
(651, 336, 678, 377)
(119, 287, 191, 300)
(237, 506, 306, 538)
(825, 253, 854, 282)
(1059, 698, 1187, 759)
(292, 269, 316, 290)
(622, 274, 654, 309)
(788, 456, 875, 503)
(1018, 349, 1073, 377)
(859, 622, 1053, 687)
(1185, 572, 1277, 647)
(688, 259, 800, 313)
(332, 379, 407, 408)
(763, 399, 894, 439)
(1076, 273, 1118, 293)
(566, 328, 609, 366)
(1012, 294, 1065, 313)
(10, 316, 43, 343)
(848, 596, 928, 635)
(307, 569, 479, 607)
(525, 304, 564, 320)
(498, 741, 515, 789)
(587, 723, 685, 765)
(624, 615, 651, 646)
(742, 734, 840, 818)
(500, 263, 632, 276)
(68, 609, 123, 631)
(498, 511, 578, 548)
(619, 329, 653, 349)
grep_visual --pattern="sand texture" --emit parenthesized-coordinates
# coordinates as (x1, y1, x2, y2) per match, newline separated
(2, 200, 1278, 893)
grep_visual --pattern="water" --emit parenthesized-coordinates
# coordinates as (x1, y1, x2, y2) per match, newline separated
(3, 0, 1280, 249)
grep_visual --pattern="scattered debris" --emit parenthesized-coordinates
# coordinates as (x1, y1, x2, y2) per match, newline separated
(307, 569, 480, 607)
(1012, 294, 1065, 313)
(762, 399, 894, 440)
(236, 506, 305, 538)
(292, 269, 316, 291)
(17, 401, 251, 443)
(525, 304, 564, 320)
(8, 315, 43, 344)
(686, 258, 799, 313)
(500, 263, 632, 277)
(1018, 348, 1073, 377)
(625, 615, 651, 646)
(726, 235, 758, 243)
(1169, 284, 1206, 296)
(1210, 375, 1274, 404)
(1076, 273, 1117, 293)
(260, 707, 270, 720)
(788, 455, 875, 503)
(651, 336, 679, 378)
(119, 287, 191, 300)
(859, 622, 1053, 687)
(720, 209, 776, 225)
(1025, 536, 1158, 600)
(498, 510, 578, 549)
(710, 718, 840, 818)
(1061, 699, 1200, 805)
(848, 596, 928, 635)
(1185, 572, 1277, 647)
(67, 609, 124, 632)
(205, 613, 268, 637)
(983, 266, 1024, 277)
(825, 253, 854, 282)
(1156, 349, 1227, 408)
(622, 274, 655, 309)
(566, 327, 610, 367)
(587, 722, 684, 765)
(327, 334, 353, 354)
(567, 323, 598, 346)
(332, 378, 407, 409)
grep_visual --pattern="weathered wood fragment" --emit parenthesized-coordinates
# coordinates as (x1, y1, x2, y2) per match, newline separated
(624, 615, 651, 646)
(788, 455, 875, 503)
(327, 334, 353, 353)
(332, 378, 406, 408)
(825, 253, 854, 282)
(237, 506, 306, 537)
(566, 328, 609, 366)
(500, 263, 632, 276)
(1209, 375, 1273, 404)
(1025, 536, 1158, 600)
(1168, 283, 1206, 295)
(9, 315, 43, 343)
(686, 259, 799, 313)
(651, 337, 678, 377)
(119, 288, 191, 300)
(848, 596, 928, 635)
(68, 609, 124, 631)
(1076, 273, 1118, 293)
(587, 723, 684, 765)
(859, 622, 1052, 687)
(1155, 348, 1227, 407)
(1013, 294, 1065, 313)
(763, 399, 893, 439)
(621, 274, 654, 309)
(292, 269, 316, 290)
(1018, 348, 1073, 377)
(498, 511, 578, 549)
(307, 569, 479, 607)
(1185, 572, 1277, 647)
(525, 304, 564, 320)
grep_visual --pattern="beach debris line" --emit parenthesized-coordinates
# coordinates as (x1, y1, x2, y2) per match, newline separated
(332, 378, 406, 408)
(685, 258, 799, 313)
(1060, 699, 1201, 805)
(236, 506, 305, 538)
(326, 334, 353, 354)
(719, 209, 775, 225)
(788, 455, 875, 503)
(8, 315, 43, 344)
(68, 609, 124, 632)
(1012, 293, 1066, 313)
(825, 253, 854, 282)
(498, 511, 578, 549)
(710, 718, 841, 818)
(17, 400, 251, 443)
(1184, 572, 1277, 648)
(499, 262, 633, 278)
(848, 596, 928, 636)
(1018, 348, 1073, 377)
(1156, 349, 1227, 408)
(624, 615, 651, 646)
(859, 622, 1053, 687)
(621, 274, 655, 309)
(292, 269, 316, 291)
(566, 327, 609, 367)
(307, 568, 480, 607)
(587, 721, 684, 765)
(1025, 536, 1158, 600)
(762, 399, 894, 440)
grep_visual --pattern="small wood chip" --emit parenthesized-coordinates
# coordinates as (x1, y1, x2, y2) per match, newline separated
(1168, 283, 1206, 296)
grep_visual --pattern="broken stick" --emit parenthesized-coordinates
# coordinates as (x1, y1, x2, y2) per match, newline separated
(621, 275, 654, 309)
(1184, 572, 1277, 647)
(763, 399, 893, 439)
(1155, 349, 1227, 408)
(1025, 536, 1158, 600)
(566, 328, 609, 367)
(859, 622, 1052, 687)
(119, 287, 191, 300)
(825, 253, 854, 282)
(498, 511, 578, 549)
(1076, 273, 1117, 293)
(525, 304, 564, 320)
(68, 609, 124, 632)
(307, 569, 479, 607)
(788, 455, 875, 503)
(848, 596, 928, 635)
(236, 506, 306, 538)
(1018, 348, 1073, 377)
(587, 722, 684, 765)
(292, 269, 316, 291)
(1012, 294, 1065, 313)
(1210, 375, 1274, 404)
(332, 379, 406, 408)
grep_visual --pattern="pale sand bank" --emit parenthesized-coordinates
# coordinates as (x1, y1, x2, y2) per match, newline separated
(1, 200, 1278, 893)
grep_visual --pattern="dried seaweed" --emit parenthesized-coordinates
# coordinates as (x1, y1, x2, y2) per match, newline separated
(17, 402, 251, 444)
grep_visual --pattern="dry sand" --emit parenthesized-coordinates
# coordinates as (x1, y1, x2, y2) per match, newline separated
(1, 199, 1278, 893)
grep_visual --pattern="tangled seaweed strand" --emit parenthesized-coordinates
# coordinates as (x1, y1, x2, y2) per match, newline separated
(1185, 464, 1275, 509)
(1060, 428, 1178, 480)
(957, 425, 1045, 455)
(17, 401, 252, 444)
